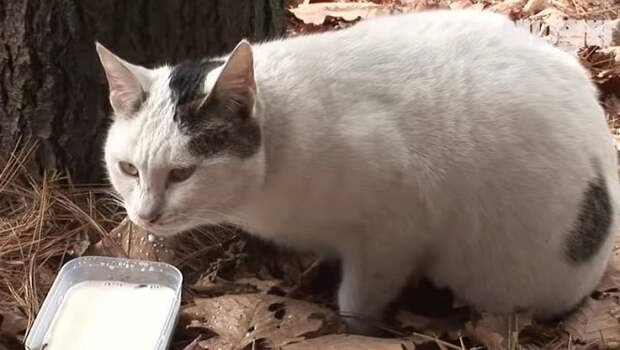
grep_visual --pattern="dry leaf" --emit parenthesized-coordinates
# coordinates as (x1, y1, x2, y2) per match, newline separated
(449, 0, 473, 9)
(577, 45, 620, 103)
(282, 334, 416, 349)
(540, 19, 617, 52)
(563, 297, 620, 347)
(523, 0, 548, 15)
(191, 275, 279, 298)
(67, 231, 91, 257)
(563, 240, 620, 346)
(0, 310, 26, 350)
(598, 243, 620, 291)
(487, 0, 527, 18)
(86, 217, 176, 263)
(289, 2, 389, 25)
(465, 313, 532, 350)
(181, 294, 344, 349)
(527, 7, 569, 21)
(396, 310, 465, 337)
(0, 310, 26, 338)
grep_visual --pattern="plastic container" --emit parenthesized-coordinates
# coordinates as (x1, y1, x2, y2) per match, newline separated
(25, 256, 183, 350)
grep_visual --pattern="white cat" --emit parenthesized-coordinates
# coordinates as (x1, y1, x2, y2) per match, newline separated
(97, 10, 619, 333)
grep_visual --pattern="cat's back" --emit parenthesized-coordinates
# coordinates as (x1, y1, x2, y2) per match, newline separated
(256, 10, 564, 78)
(255, 10, 600, 142)
(255, 10, 590, 113)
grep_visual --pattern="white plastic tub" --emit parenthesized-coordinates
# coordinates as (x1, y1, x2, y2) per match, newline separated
(25, 256, 183, 350)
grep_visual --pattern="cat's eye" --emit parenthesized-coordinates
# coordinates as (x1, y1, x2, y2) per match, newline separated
(169, 166, 196, 183)
(119, 161, 139, 177)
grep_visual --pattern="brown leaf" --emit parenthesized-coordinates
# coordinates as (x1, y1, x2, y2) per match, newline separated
(487, 0, 527, 19)
(521, 19, 619, 53)
(0, 310, 26, 349)
(563, 297, 620, 347)
(181, 294, 344, 350)
(0, 310, 26, 337)
(86, 217, 176, 263)
(289, 2, 390, 25)
(449, 0, 473, 9)
(563, 242, 620, 346)
(526, 7, 568, 21)
(465, 313, 532, 350)
(396, 310, 465, 337)
(576, 45, 620, 103)
(191, 276, 278, 298)
(405, 0, 446, 11)
(522, 0, 548, 15)
(282, 334, 415, 350)
(66, 231, 91, 257)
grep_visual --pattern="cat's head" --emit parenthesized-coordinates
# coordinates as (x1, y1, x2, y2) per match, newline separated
(96, 41, 264, 236)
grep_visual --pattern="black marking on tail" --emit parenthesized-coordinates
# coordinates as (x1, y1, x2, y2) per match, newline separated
(564, 168, 613, 263)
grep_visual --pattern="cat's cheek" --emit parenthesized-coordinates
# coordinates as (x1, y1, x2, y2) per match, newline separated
(118, 183, 139, 218)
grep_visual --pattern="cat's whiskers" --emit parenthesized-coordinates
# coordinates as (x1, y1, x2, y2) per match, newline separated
(105, 191, 126, 208)
(172, 213, 240, 239)
(196, 225, 238, 241)
(177, 209, 249, 227)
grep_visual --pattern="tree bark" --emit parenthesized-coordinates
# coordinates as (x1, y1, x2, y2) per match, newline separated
(0, 0, 285, 183)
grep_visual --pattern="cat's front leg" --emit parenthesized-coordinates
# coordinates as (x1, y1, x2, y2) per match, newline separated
(337, 247, 413, 335)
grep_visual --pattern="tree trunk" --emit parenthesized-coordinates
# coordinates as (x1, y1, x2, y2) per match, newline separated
(0, 0, 285, 183)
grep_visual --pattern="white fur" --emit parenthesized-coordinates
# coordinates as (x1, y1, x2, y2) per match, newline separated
(102, 10, 619, 332)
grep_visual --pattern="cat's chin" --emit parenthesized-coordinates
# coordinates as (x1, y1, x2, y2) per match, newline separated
(146, 221, 206, 238)
(129, 224, 178, 237)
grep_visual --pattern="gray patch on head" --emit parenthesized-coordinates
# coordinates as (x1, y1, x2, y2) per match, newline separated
(169, 58, 224, 107)
(169, 59, 261, 159)
(564, 166, 613, 263)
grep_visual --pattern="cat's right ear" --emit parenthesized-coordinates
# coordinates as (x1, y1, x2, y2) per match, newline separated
(95, 42, 153, 117)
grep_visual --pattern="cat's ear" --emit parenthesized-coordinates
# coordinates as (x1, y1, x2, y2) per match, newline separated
(209, 40, 256, 117)
(95, 42, 153, 117)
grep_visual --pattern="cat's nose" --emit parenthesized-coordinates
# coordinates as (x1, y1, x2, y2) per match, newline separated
(138, 212, 161, 224)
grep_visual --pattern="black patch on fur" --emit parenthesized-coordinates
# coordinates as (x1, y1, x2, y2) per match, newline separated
(169, 59, 261, 158)
(564, 171, 613, 263)
(169, 59, 224, 107)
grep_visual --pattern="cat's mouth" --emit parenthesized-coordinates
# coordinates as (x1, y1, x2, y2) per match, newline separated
(128, 216, 183, 237)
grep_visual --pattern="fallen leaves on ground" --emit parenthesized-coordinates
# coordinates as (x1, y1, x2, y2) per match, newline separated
(522, 19, 619, 52)
(577, 44, 620, 151)
(282, 334, 416, 349)
(289, 2, 391, 25)
(86, 217, 177, 263)
(579, 45, 620, 100)
(286, 0, 620, 37)
(563, 246, 620, 348)
(465, 313, 532, 350)
(178, 294, 344, 350)
(0, 310, 26, 349)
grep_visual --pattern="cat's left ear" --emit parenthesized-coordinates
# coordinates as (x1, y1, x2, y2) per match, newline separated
(209, 40, 256, 117)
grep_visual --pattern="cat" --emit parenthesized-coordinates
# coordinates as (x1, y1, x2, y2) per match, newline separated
(97, 9, 619, 334)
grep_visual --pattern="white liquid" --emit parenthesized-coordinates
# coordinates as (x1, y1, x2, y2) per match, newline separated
(43, 281, 176, 350)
